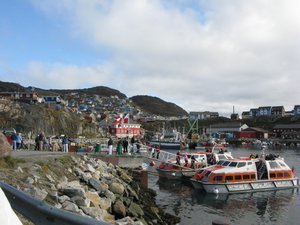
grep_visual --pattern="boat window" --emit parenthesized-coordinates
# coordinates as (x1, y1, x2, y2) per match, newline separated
(251, 174, 256, 179)
(229, 162, 238, 167)
(213, 176, 223, 181)
(279, 162, 287, 168)
(284, 172, 290, 177)
(235, 175, 242, 180)
(222, 161, 230, 166)
(243, 174, 250, 179)
(237, 162, 246, 168)
(217, 160, 224, 165)
(218, 155, 226, 160)
(277, 173, 283, 178)
(205, 171, 211, 177)
(225, 176, 233, 181)
(247, 162, 253, 166)
(269, 161, 280, 169)
(270, 173, 276, 178)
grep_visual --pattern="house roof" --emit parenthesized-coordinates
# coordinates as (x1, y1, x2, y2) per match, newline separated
(243, 127, 270, 133)
(210, 122, 244, 128)
(273, 124, 300, 129)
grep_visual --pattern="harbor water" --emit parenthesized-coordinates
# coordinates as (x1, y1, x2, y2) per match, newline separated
(147, 147, 300, 225)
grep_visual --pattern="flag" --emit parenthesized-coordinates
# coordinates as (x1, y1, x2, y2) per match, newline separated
(123, 113, 130, 124)
(113, 114, 122, 124)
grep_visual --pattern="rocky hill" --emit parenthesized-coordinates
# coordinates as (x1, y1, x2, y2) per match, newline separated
(130, 95, 188, 117)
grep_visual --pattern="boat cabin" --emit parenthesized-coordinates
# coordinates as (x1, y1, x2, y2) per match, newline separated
(194, 156, 294, 183)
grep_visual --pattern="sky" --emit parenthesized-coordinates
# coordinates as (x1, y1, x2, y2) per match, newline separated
(1, 0, 300, 116)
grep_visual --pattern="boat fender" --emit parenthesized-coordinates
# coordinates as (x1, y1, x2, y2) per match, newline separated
(158, 164, 165, 169)
(150, 161, 155, 166)
(213, 188, 219, 195)
(195, 174, 203, 180)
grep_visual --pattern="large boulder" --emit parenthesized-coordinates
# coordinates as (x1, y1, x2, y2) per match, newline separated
(0, 132, 11, 158)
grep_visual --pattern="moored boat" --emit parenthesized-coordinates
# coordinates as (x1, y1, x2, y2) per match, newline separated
(190, 153, 299, 194)
(156, 150, 234, 180)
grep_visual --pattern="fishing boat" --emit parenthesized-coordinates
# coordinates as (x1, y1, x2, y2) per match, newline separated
(149, 129, 184, 150)
(190, 152, 299, 194)
(156, 149, 234, 180)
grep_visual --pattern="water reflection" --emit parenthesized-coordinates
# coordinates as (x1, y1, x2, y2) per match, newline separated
(154, 177, 299, 224)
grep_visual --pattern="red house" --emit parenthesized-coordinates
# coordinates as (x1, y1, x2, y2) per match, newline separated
(239, 127, 270, 139)
(109, 123, 141, 138)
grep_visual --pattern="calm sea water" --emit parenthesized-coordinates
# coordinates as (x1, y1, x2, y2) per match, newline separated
(147, 148, 300, 225)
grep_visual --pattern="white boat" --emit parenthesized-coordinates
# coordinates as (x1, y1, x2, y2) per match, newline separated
(190, 153, 299, 194)
(149, 130, 184, 150)
(156, 150, 234, 180)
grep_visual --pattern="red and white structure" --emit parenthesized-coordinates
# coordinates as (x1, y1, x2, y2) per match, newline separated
(109, 113, 141, 138)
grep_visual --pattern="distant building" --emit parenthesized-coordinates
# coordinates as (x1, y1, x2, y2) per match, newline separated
(230, 113, 239, 120)
(109, 123, 141, 138)
(239, 127, 270, 139)
(189, 111, 219, 120)
(42, 96, 64, 104)
(249, 108, 259, 117)
(258, 106, 272, 116)
(206, 122, 248, 137)
(241, 111, 250, 119)
(294, 105, 300, 116)
(0, 91, 38, 103)
(273, 124, 300, 139)
(271, 106, 285, 117)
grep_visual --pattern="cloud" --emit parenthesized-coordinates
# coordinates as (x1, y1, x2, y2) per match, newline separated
(26, 0, 300, 114)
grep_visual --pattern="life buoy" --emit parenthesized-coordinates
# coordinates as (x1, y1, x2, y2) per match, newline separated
(150, 161, 155, 166)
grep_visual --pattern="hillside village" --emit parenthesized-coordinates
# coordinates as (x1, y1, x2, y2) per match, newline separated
(1, 81, 300, 148)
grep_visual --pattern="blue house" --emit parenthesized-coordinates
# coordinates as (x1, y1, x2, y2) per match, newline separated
(294, 105, 300, 116)
(258, 106, 272, 116)
(249, 108, 259, 117)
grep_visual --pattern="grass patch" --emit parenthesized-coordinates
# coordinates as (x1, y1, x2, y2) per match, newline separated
(57, 155, 73, 165)
(0, 156, 25, 169)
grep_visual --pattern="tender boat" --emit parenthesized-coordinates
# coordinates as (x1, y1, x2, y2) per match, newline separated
(190, 153, 299, 194)
(156, 150, 234, 180)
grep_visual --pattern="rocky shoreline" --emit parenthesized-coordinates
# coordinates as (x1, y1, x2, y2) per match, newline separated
(0, 154, 180, 225)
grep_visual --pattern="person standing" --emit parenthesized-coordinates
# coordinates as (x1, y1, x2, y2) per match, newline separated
(156, 145, 160, 159)
(38, 132, 45, 151)
(108, 137, 113, 155)
(191, 155, 197, 169)
(16, 133, 22, 150)
(176, 151, 181, 165)
(184, 153, 189, 167)
(11, 132, 17, 151)
(122, 138, 128, 153)
(62, 135, 69, 153)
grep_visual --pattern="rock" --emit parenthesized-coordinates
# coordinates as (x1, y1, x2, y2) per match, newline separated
(115, 217, 144, 225)
(104, 189, 116, 203)
(128, 202, 144, 217)
(48, 190, 58, 202)
(62, 187, 85, 198)
(80, 172, 93, 183)
(81, 207, 115, 223)
(89, 178, 108, 192)
(25, 177, 34, 185)
(62, 200, 80, 213)
(86, 163, 96, 173)
(126, 185, 139, 201)
(109, 182, 125, 195)
(99, 197, 112, 211)
(16, 166, 23, 173)
(0, 132, 11, 157)
(24, 187, 48, 201)
(119, 172, 133, 184)
(113, 200, 126, 218)
(86, 191, 102, 208)
(71, 196, 90, 207)
(58, 195, 70, 204)
(46, 174, 55, 183)
(92, 170, 101, 180)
